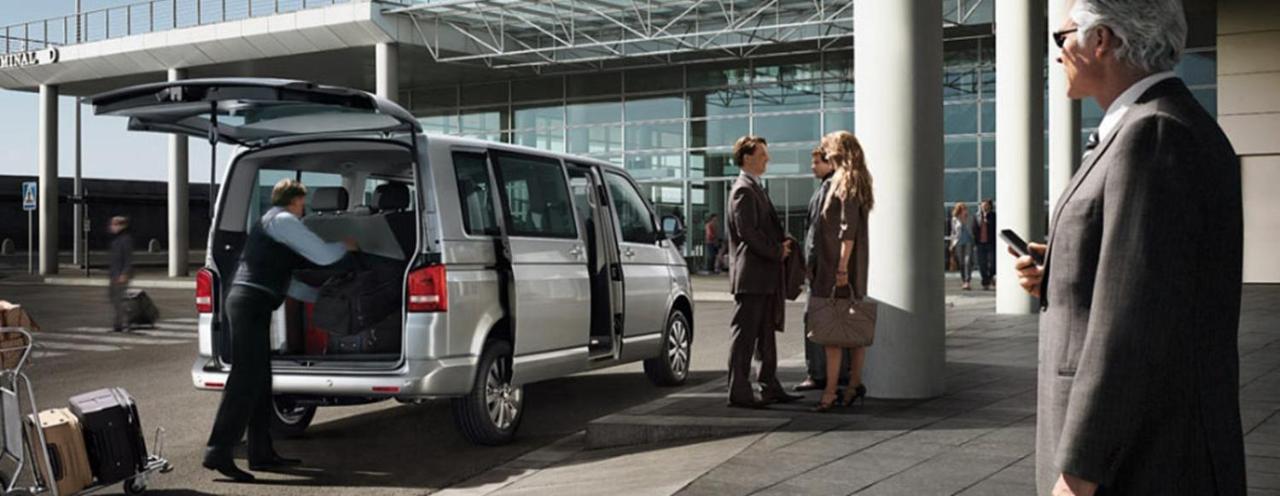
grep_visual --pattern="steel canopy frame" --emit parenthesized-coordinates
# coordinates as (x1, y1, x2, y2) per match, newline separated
(389, 0, 990, 70)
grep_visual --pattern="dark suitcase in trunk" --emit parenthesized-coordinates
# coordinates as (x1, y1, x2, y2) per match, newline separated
(68, 387, 148, 484)
(123, 289, 160, 327)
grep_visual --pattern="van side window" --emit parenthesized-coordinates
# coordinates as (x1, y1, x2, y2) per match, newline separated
(604, 172, 658, 244)
(452, 152, 499, 236)
(493, 153, 578, 239)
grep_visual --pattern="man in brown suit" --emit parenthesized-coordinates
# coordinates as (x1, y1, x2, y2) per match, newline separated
(726, 136, 802, 408)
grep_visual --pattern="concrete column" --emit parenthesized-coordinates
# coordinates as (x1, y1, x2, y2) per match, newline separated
(38, 85, 58, 275)
(995, 0, 1047, 314)
(1047, 0, 1082, 217)
(168, 68, 190, 277)
(375, 43, 399, 102)
(857, 0, 946, 399)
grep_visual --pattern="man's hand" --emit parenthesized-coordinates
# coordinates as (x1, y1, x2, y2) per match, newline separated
(1008, 242, 1047, 298)
(835, 271, 849, 288)
(343, 237, 360, 252)
(1052, 473, 1097, 496)
(116, 275, 129, 285)
(782, 239, 793, 259)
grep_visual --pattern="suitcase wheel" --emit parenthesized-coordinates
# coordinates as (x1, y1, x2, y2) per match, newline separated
(124, 478, 147, 495)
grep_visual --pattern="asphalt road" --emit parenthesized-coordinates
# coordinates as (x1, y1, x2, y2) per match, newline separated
(0, 282, 806, 495)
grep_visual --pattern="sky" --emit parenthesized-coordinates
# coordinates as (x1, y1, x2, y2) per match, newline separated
(0, 0, 231, 183)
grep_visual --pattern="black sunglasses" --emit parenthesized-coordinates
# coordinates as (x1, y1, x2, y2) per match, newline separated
(1052, 28, 1079, 49)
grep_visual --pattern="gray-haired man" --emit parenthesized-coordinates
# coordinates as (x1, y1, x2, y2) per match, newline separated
(1013, 1, 1245, 494)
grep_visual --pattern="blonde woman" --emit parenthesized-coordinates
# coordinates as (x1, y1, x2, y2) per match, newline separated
(809, 131, 874, 412)
(950, 203, 976, 290)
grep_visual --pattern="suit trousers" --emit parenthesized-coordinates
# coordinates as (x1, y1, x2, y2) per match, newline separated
(729, 293, 785, 403)
(108, 282, 128, 331)
(207, 285, 278, 456)
(976, 243, 996, 286)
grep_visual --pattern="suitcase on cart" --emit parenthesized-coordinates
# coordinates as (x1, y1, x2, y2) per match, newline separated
(24, 408, 94, 495)
(122, 290, 160, 327)
(68, 387, 148, 485)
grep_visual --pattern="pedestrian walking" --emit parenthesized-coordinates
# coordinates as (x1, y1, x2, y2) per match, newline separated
(204, 179, 358, 482)
(703, 214, 720, 274)
(1014, 1, 1244, 494)
(804, 131, 874, 412)
(794, 146, 849, 393)
(107, 216, 133, 333)
(975, 199, 996, 290)
(949, 203, 976, 290)
(725, 135, 801, 409)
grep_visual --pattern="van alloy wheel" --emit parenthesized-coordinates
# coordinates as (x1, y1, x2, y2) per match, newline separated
(269, 396, 317, 438)
(667, 318, 690, 381)
(484, 357, 523, 431)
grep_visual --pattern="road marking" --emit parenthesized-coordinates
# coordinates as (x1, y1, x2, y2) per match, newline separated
(65, 326, 197, 339)
(165, 317, 198, 324)
(31, 341, 121, 352)
(39, 331, 190, 346)
(149, 322, 197, 332)
(32, 351, 67, 359)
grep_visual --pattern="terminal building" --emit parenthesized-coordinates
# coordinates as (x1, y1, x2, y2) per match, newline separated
(3, 0, 1278, 396)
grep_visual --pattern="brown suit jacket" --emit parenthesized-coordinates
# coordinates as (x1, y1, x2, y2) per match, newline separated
(727, 174, 785, 296)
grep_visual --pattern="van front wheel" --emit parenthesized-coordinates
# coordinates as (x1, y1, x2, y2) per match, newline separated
(269, 396, 317, 438)
(644, 310, 691, 387)
(452, 340, 524, 446)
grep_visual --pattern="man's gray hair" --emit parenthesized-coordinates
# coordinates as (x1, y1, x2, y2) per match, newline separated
(1071, 0, 1187, 73)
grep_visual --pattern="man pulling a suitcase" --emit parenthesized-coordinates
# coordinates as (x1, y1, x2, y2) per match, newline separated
(204, 179, 358, 482)
(108, 216, 133, 332)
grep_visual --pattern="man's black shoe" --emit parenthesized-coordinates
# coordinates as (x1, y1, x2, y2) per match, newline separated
(793, 378, 824, 392)
(727, 399, 770, 410)
(203, 447, 255, 482)
(763, 391, 804, 404)
(249, 454, 302, 471)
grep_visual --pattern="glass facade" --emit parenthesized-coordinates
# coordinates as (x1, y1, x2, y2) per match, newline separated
(405, 38, 1218, 261)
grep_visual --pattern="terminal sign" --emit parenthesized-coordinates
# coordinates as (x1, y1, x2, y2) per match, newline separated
(0, 48, 59, 69)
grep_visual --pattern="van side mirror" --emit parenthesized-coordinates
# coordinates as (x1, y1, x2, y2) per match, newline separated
(660, 215, 685, 242)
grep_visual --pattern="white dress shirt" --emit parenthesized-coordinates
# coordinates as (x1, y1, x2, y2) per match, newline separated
(259, 206, 348, 302)
(1097, 71, 1177, 144)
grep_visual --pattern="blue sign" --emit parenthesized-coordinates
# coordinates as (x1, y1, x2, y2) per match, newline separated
(21, 182, 36, 211)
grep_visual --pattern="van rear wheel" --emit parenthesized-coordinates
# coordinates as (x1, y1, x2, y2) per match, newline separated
(644, 310, 691, 387)
(452, 340, 523, 446)
(269, 396, 317, 438)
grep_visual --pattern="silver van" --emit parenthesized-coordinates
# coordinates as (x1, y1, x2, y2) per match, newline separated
(91, 79, 695, 445)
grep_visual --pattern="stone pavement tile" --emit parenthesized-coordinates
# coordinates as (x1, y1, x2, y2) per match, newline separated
(957, 418, 1036, 457)
(752, 451, 924, 496)
(955, 478, 1038, 496)
(876, 417, 1006, 452)
(774, 426, 904, 459)
(851, 451, 1022, 496)
(985, 455, 1036, 484)
(1253, 470, 1280, 490)
(1251, 455, 1280, 475)
(1249, 489, 1280, 496)
(679, 448, 833, 495)
(1249, 440, 1280, 459)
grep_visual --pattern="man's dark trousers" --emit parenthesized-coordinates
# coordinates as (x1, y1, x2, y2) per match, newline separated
(976, 242, 995, 287)
(207, 286, 277, 456)
(108, 282, 128, 331)
(729, 294, 785, 403)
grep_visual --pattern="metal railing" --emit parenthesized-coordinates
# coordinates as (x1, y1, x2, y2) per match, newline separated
(2, 0, 354, 54)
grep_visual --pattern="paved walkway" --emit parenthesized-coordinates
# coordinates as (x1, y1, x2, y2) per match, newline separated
(442, 283, 1280, 496)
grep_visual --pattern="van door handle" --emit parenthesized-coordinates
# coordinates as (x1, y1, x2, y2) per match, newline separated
(569, 246, 584, 259)
(623, 248, 636, 259)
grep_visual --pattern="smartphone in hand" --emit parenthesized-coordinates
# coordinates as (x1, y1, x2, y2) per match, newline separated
(1000, 229, 1044, 265)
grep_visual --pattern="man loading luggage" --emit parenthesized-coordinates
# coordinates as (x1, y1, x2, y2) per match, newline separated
(204, 179, 358, 482)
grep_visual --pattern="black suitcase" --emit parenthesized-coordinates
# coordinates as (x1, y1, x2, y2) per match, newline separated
(68, 387, 148, 484)
(122, 290, 160, 327)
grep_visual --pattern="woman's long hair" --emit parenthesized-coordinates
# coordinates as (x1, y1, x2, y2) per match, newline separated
(821, 131, 874, 212)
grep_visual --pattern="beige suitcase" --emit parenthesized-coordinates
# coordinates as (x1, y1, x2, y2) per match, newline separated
(25, 408, 94, 494)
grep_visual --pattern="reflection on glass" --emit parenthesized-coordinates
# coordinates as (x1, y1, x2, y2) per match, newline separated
(754, 113, 820, 144)
(514, 105, 563, 130)
(761, 147, 810, 176)
(824, 111, 854, 134)
(944, 69, 979, 101)
(567, 100, 622, 126)
(754, 55, 823, 84)
(418, 113, 456, 134)
(625, 95, 684, 122)
(569, 126, 622, 154)
(945, 171, 978, 204)
(980, 138, 996, 167)
(944, 102, 979, 135)
(688, 88, 750, 118)
(980, 101, 995, 133)
(626, 154, 684, 181)
(689, 150, 737, 178)
(460, 109, 506, 136)
(1177, 51, 1216, 87)
(945, 137, 979, 169)
(754, 84, 822, 113)
(689, 118, 749, 148)
(823, 81, 855, 108)
(980, 170, 995, 202)
(515, 129, 566, 152)
(626, 122, 684, 150)
(687, 60, 751, 88)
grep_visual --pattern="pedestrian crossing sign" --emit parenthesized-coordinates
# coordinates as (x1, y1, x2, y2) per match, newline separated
(21, 182, 36, 211)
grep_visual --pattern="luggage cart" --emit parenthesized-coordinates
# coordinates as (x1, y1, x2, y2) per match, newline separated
(0, 328, 173, 496)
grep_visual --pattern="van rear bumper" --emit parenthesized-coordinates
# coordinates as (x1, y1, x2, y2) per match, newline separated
(190, 355, 478, 399)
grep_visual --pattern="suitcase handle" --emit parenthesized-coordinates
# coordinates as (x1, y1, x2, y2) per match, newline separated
(46, 444, 64, 481)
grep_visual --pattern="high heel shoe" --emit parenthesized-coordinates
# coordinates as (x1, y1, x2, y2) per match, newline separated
(813, 391, 839, 413)
(841, 384, 867, 407)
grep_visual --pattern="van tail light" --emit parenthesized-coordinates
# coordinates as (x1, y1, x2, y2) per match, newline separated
(407, 265, 447, 313)
(196, 268, 215, 314)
